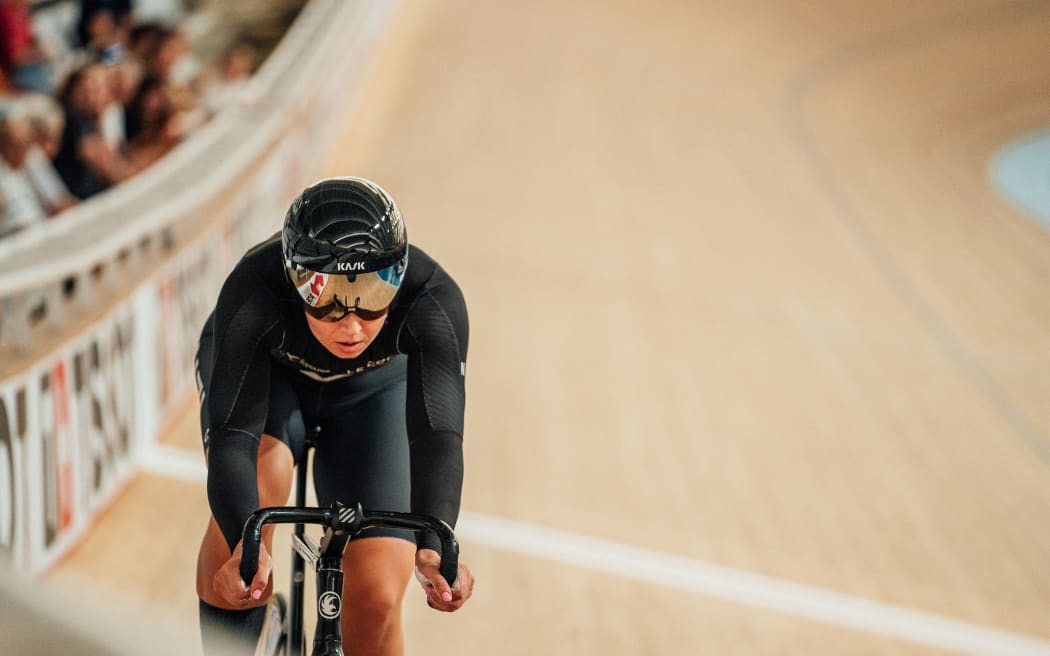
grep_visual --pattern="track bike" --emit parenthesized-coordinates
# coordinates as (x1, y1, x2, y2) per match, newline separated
(238, 440, 459, 656)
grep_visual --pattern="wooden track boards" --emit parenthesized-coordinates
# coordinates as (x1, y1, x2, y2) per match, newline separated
(48, 0, 1050, 653)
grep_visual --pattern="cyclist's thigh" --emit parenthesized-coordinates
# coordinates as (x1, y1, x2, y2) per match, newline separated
(247, 369, 304, 505)
(311, 358, 414, 544)
(197, 332, 307, 469)
(260, 368, 307, 468)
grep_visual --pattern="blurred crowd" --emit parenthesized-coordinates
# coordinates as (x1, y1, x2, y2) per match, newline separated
(0, 0, 258, 238)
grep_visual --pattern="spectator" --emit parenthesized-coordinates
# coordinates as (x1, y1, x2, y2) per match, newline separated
(134, 24, 199, 95)
(21, 94, 77, 214)
(200, 38, 257, 114)
(0, 104, 48, 236)
(0, 0, 56, 93)
(22, 94, 63, 157)
(133, 23, 206, 133)
(76, 0, 134, 52)
(101, 56, 145, 152)
(124, 74, 182, 168)
(128, 22, 167, 68)
(80, 7, 125, 64)
(53, 61, 137, 199)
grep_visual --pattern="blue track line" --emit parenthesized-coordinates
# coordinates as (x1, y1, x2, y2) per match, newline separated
(990, 131, 1050, 231)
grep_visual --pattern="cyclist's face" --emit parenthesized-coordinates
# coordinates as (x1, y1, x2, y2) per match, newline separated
(304, 309, 388, 359)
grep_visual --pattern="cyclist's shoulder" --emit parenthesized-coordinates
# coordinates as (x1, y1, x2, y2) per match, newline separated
(220, 233, 284, 290)
(393, 245, 468, 345)
(402, 244, 464, 303)
(234, 232, 284, 277)
(214, 233, 294, 318)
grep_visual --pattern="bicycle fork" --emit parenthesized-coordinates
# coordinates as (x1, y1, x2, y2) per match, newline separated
(288, 433, 313, 656)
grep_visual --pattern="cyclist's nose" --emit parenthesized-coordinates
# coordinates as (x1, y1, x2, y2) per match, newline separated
(339, 314, 364, 334)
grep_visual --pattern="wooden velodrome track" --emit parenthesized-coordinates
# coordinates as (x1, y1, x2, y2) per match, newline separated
(44, 0, 1050, 653)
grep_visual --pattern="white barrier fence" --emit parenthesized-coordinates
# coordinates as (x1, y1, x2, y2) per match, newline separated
(0, 0, 400, 575)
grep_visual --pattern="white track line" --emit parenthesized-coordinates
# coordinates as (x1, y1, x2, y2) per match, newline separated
(141, 444, 208, 484)
(142, 446, 1050, 655)
(456, 513, 1050, 656)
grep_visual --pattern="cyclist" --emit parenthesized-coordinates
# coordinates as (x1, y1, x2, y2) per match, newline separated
(195, 177, 475, 655)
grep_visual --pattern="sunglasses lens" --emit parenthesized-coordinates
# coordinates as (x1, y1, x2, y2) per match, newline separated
(304, 303, 343, 321)
(291, 262, 404, 318)
(352, 306, 389, 321)
(303, 302, 387, 323)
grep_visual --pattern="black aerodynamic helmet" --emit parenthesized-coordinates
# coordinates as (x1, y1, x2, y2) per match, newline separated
(282, 177, 408, 321)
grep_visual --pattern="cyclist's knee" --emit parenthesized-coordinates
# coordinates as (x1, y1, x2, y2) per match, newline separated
(351, 580, 404, 615)
(339, 597, 403, 654)
(340, 540, 412, 622)
(348, 583, 405, 629)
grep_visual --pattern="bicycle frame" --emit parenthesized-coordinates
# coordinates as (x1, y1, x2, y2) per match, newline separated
(240, 440, 459, 656)
(289, 437, 311, 655)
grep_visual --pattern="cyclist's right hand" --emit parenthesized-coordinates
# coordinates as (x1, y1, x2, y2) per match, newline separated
(214, 539, 272, 606)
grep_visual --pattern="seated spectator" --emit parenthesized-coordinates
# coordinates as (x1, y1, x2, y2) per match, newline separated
(159, 28, 200, 92)
(133, 23, 207, 134)
(124, 75, 182, 168)
(0, 0, 56, 94)
(77, 0, 134, 52)
(81, 8, 126, 65)
(53, 61, 137, 199)
(21, 94, 63, 157)
(200, 38, 257, 114)
(101, 56, 144, 153)
(127, 22, 167, 70)
(21, 94, 77, 214)
(0, 104, 48, 236)
(78, 0, 135, 67)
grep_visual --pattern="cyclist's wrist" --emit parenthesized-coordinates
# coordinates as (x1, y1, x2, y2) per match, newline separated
(416, 532, 442, 554)
(414, 548, 440, 564)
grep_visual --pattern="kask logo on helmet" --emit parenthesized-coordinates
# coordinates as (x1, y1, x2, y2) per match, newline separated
(336, 261, 367, 272)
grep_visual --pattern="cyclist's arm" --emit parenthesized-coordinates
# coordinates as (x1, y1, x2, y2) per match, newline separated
(399, 278, 469, 554)
(204, 288, 283, 552)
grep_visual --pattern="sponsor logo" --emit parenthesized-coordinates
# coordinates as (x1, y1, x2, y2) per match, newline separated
(278, 352, 396, 382)
(338, 505, 356, 525)
(297, 273, 327, 307)
(336, 262, 366, 272)
(310, 274, 326, 296)
(319, 591, 341, 619)
(19, 310, 139, 567)
(40, 362, 75, 547)
(0, 388, 27, 565)
(72, 313, 135, 515)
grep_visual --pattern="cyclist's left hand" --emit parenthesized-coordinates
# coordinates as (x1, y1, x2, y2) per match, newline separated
(414, 548, 474, 612)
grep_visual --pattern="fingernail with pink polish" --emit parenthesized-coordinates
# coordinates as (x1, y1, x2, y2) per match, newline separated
(441, 592, 452, 602)
(252, 589, 261, 600)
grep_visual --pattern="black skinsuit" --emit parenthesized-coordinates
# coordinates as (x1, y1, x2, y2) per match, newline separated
(196, 235, 468, 553)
